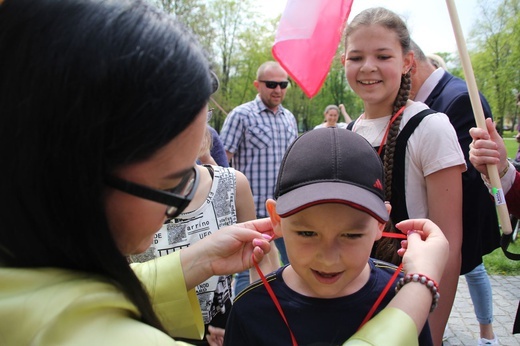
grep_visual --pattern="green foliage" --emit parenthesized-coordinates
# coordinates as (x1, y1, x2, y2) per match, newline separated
(433, 51, 464, 79)
(470, 0, 520, 134)
(206, 0, 274, 131)
(149, 0, 520, 137)
(151, 0, 214, 55)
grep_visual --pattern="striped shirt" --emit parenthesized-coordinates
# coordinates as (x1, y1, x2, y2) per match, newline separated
(220, 95, 298, 218)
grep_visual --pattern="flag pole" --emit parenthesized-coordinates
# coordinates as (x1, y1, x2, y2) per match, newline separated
(445, 0, 512, 235)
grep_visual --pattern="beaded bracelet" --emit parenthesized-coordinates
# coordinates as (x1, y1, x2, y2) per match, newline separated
(395, 273, 440, 313)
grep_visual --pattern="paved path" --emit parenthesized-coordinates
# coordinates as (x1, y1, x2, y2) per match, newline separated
(444, 275, 520, 345)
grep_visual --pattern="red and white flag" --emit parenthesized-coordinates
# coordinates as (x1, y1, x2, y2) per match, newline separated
(272, 0, 354, 98)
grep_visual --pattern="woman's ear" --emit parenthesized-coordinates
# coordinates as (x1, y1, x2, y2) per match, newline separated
(265, 199, 283, 238)
(403, 50, 414, 74)
(341, 53, 346, 66)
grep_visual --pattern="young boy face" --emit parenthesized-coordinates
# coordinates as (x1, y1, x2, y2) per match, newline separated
(267, 200, 386, 299)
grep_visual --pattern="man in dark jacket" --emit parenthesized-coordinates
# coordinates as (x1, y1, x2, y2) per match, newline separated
(410, 40, 499, 345)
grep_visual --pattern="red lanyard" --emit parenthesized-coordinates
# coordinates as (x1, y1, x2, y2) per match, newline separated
(357, 262, 404, 330)
(252, 232, 407, 345)
(377, 106, 406, 156)
(252, 257, 299, 346)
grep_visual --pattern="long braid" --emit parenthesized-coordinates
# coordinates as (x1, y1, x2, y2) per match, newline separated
(375, 71, 411, 265)
(383, 71, 411, 201)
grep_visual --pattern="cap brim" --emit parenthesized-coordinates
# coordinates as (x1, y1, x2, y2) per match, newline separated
(275, 182, 388, 223)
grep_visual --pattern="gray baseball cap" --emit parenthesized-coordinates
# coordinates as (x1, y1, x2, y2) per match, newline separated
(274, 127, 388, 223)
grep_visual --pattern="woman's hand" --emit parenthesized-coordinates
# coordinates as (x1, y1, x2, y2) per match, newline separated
(205, 218, 275, 276)
(395, 218, 449, 283)
(180, 218, 276, 289)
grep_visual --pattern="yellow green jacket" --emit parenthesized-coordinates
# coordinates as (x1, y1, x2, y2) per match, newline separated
(0, 252, 202, 345)
(0, 251, 417, 345)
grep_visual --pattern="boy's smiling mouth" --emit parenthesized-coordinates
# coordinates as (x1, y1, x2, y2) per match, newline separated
(312, 269, 343, 284)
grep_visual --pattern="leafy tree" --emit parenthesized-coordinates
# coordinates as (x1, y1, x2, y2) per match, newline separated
(150, 0, 214, 56)
(147, 0, 363, 132)
(143, 1, 520, 138)
(470, 0, 520, 132)
(433, 51, 464, 79)
(205, 0, 273, 130)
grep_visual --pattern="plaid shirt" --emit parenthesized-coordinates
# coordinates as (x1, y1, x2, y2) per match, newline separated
(220, 95, 298, 218)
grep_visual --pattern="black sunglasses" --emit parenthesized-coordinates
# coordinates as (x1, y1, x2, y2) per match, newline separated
(259, 80, 289, 89)
(105, 166, 199, 219)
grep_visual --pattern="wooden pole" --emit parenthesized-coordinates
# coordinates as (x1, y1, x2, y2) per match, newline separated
(445, 0, 512, 235)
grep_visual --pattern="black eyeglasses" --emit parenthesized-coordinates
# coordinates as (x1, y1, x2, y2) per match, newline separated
(105, 166, 199, 219)
(259, 80, 289, 89)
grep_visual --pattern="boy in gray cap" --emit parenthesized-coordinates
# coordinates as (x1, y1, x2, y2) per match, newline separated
(224, 128, 433, 346)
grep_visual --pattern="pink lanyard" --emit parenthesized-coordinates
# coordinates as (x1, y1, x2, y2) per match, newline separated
(252, 231, 406, 346)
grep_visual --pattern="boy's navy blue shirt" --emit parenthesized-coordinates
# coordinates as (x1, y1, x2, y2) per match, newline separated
(224, 259, 433, 346)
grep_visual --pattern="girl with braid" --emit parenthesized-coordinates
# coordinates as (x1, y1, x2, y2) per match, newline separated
(343, 7, 466, 346)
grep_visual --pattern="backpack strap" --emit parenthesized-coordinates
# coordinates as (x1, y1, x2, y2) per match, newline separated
(390, 108, 436, 223)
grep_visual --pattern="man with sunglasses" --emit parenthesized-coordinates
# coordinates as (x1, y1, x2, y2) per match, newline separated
(220, 61, 298, 295)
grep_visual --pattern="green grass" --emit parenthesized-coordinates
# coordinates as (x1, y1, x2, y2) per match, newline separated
(484, 240, 520, 275)
(503, 131, 519, 159)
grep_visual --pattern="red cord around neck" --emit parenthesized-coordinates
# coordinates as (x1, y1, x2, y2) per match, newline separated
(251, 231, 407, 345)
(377, 106, 406, 156)
(252, 256, 298, 346)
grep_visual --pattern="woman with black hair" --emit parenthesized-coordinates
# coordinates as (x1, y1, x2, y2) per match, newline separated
(0, 0, 271, 343)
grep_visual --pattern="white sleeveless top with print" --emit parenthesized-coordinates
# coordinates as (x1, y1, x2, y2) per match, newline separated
(131, 165, 237, 325)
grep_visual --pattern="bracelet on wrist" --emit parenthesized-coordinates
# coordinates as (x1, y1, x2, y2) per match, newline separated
(395, 273, 440, 313)
(499, 164, 509, 178)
